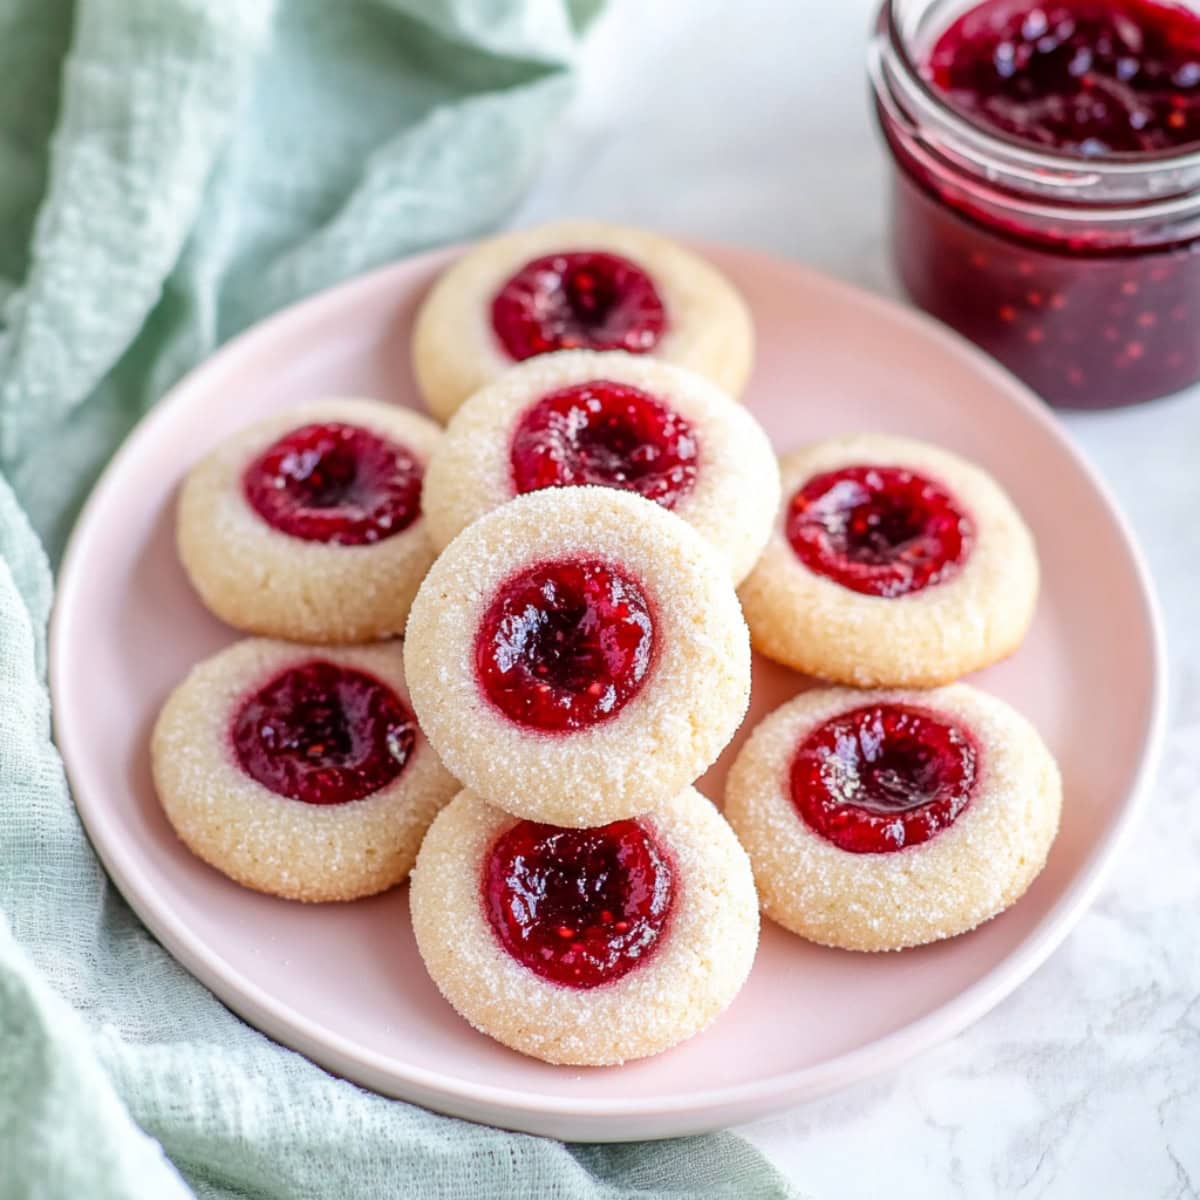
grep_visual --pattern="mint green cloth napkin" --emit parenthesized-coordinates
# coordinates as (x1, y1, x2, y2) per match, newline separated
(0, 2, 795, 1196)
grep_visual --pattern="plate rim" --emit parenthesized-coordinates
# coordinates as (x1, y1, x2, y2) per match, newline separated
(48, 239, 1168, 1139)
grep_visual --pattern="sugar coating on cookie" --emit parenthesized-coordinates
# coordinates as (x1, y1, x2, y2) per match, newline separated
(178, 398, 442, 644)
(151, 639, 459, 902)
(421, 350, 780, 583)
(724, 684, 1062, 951)
(411, 220, 755, 422)
(410, 787, 759, 1065)
(403, 487, 751, 826)
(738, 434, 1040, 688)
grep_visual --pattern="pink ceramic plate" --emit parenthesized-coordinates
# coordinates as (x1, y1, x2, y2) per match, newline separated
(51, 242, 1165, 1141)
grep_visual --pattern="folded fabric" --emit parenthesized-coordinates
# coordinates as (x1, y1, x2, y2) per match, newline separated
(0, 1, 794, 1196)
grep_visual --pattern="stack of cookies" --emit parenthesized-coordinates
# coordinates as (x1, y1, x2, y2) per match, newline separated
(728, 432, 1059, 953)
(152, 218, 1061, 1068)
(404, 484, 765, 1065)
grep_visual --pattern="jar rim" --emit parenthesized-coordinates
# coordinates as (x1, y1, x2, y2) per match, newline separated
(880, 0, 1200, 179)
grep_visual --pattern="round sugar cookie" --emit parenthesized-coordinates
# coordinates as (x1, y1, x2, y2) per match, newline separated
(411, 220, 755, 422)
(421, 350, 780, 583)
(724, 684, 1062, 951)
(178, 398, 442, 644)
(403, 487, 751, 826)
(410, 787, 759, 1065)
(151, 639, 459, 902)
(738, 434, 1039, 688)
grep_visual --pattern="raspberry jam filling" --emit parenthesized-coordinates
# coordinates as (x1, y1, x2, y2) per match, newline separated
(786, 465, 973, 597)
(926, 0, 1200, 155)
(231, 661, 416, 805)
(509, 381, 699, 509)
(491, 251, 667, 361)
(475, 558, 655, 733)
(790, 704, 978, 854)
(482, 818, 675, 988)
(243, 422, 423, 546)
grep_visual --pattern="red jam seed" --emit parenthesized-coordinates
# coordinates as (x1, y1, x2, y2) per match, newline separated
(785, 465, 973, 598)
(491, 251, 667, 361)
(509, 380, 699, 509)
(243, 422, 423, 546)
(482, 818, 674, 988)
(231, 661, 415, 806)
(475, 558, 655, 734)
(790, 704, 978, 854)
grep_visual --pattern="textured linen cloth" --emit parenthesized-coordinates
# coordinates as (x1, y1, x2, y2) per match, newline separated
(0, 2, 795, 1196)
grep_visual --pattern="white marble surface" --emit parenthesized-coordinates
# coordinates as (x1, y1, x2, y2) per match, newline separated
(513, 1, 1200, 1193)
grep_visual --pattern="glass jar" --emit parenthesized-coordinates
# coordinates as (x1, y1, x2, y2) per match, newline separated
(870, 0, 1200, 409)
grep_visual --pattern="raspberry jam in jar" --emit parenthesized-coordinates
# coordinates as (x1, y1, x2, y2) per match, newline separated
(871, 0, 1200, 408)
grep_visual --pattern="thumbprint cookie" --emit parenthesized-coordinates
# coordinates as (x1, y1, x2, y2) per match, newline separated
(410, 787, 759, 1065)
(178, 398, 442, 644)
(421, 350, 780, 583)
(739, 434, 1039, 687)
(724, 685, 1062, 951)
(403, 487, 751, 827)
(411, 220, 754, 422)
(152, 639, 458, 902)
